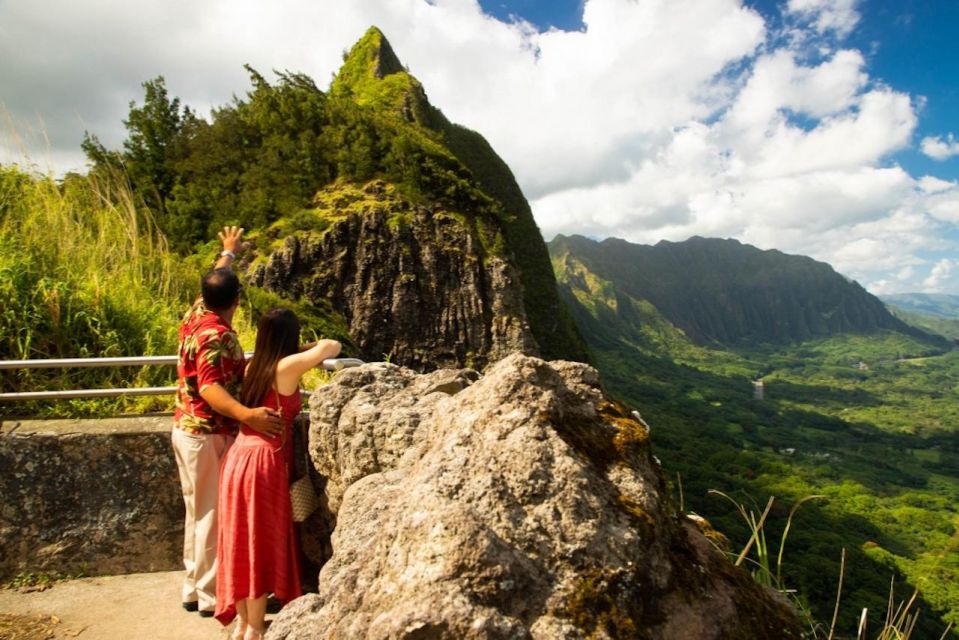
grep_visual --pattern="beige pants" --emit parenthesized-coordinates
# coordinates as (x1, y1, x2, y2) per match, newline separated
(171, 428, 234, 613)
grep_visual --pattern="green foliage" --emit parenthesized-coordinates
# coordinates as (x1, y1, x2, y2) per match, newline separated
(3, 567, 87, 590)
(121, 77, 193, 209)
(84, 77, 194, 226)
(0, 166, 194, 417)
(240, 285, 353, 350)
(0, 164, 356, 419)
(165, 68, 332, 250)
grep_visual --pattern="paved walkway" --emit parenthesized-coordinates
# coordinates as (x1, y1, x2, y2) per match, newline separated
(0, 571, 258, 639)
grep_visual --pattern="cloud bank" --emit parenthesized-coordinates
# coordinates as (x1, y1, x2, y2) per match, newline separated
(1, 0, 957, 294)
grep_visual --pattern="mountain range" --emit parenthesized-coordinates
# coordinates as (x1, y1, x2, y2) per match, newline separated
(549, 234, 946, 351)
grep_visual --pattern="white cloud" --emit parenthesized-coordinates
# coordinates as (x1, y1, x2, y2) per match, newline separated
(786, 0, 860, 36)
(921, 134, 959, 161)
(923, 259, 955, 292)
(0, 0, 956, 295)
(918, 176, 956, 194)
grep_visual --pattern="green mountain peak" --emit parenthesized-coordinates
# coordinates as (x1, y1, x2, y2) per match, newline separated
(333, 27, 409, 94)
(329, 26, 441, 130)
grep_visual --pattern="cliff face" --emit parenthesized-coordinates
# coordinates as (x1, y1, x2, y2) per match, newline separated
(551, 234, 940, 347)
(269, 355, 801, 639)
(252, 182, 537, 370)
(248, 28, 587, 369)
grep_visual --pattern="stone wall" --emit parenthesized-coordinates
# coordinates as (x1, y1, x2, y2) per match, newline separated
(0, 416, 182, 580)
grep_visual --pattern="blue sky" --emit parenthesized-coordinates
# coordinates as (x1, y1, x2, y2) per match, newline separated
(1, 0, 957, 294)
(480, 0, 959, 180)
(757, 0, 959, 179)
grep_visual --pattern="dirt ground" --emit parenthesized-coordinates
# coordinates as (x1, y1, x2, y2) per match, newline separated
(0, 571, 261, 640)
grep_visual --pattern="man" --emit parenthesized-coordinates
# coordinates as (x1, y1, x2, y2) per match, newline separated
(172, 226, 284, 617)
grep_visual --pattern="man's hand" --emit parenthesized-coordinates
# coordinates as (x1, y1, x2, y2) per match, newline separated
(243, 406, 284, 438)
(214, 226, 245, 270)
(200, 383, 284, 437)
(218, 225, 245, 254)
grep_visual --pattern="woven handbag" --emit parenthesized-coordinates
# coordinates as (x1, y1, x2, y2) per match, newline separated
(276, 384, 320, 523)
(289, 415, 320, 522)
(290, 474, 320, 523)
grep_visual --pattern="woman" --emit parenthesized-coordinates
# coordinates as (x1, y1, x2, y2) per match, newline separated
(215, 308, 341, 639)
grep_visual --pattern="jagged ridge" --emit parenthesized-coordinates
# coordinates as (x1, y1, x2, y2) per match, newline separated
(550, 234, 944, 347)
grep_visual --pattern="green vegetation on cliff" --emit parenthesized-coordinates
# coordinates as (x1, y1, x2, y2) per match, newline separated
(83, 27, 586, 363)
(550, 235, 959, 637)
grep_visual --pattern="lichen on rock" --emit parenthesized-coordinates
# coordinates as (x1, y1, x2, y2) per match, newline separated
(268, 355, 802, 639)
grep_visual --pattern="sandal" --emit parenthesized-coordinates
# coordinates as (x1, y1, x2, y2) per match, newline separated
(231, 623, 246, 640)
(244, 626, 265, 640)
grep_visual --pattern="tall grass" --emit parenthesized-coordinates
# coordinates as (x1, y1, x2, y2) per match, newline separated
(708, 491, 954, 639)
(0, 165, 195, 416)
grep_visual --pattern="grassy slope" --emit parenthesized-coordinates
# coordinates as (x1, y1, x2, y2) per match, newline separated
(553, 244, 959, 637)
(0, 166, 350, 418)
(0, 167, 192, 416)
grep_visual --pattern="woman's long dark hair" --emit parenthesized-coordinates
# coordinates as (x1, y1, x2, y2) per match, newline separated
(241, 308, 300, 408)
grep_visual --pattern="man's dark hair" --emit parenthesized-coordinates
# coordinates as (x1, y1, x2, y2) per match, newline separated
(201, 269, 241, 313)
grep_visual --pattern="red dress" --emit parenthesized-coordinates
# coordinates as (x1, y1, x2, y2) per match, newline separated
(214, 388, 303, 625)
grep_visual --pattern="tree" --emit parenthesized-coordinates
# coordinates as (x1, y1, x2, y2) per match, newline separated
(121, 76, 190, 213)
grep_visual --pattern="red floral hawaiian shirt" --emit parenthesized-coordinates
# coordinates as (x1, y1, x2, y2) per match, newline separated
(173, 298, 245, 435)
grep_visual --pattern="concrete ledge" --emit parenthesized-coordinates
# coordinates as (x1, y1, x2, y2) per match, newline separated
(0, 415, 182, 579)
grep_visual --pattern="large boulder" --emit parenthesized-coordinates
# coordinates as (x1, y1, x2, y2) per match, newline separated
(270, 354, 801, 639)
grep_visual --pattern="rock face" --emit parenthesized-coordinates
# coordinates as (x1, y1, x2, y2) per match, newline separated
(0, 417, 182, 579)
(254, 184, 538, 371)
(269, 355, 801, 639)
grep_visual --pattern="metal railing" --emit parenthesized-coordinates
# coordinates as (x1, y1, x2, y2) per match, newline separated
(0, 355, 365, 401)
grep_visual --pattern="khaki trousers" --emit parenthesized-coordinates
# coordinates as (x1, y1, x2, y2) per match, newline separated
(171, 428, 234, 613)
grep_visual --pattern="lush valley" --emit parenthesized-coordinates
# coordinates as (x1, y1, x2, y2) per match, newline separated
(551, 234, 959, 637)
